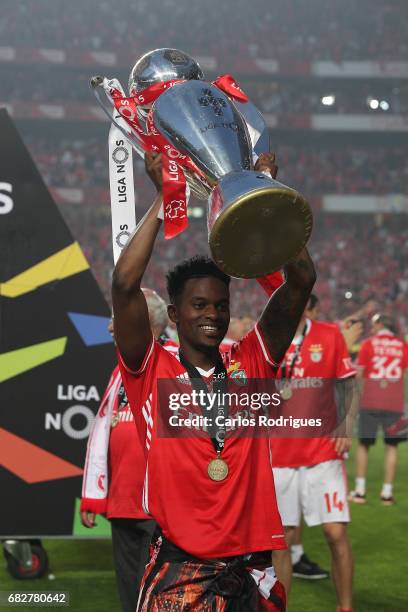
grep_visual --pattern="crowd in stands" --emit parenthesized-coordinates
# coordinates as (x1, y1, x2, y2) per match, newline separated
(4, 0, 407, 335)
(4, 65, 408, 115)
(1, 0, 407, 60)
(25, 137, 408, 196)
(27, 138, 107, 188)
(26, 133, 408, 335)
(250, 82, 408, 116)
(60, 202, 408, 335)
(22, 131, 408, 335)
(277, 145, 408, 196)
(0, 68, 93, 105)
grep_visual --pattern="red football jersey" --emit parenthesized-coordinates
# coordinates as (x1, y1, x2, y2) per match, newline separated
(271, 319, 356, 468)
(108, 339, 179, 519)
(107, 373, 150, 520)
(356, 330, 408, 412)
(118, 326, 287, 558)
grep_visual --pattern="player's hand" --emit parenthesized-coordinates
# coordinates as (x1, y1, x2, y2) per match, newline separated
(334, 436, 352, 455)
(145, 152, 163, 192)
(341, 319, 364, 351)
(361, 299, 378, 316)
(255, 152, 278, 179)
(80, 511, 96, 528)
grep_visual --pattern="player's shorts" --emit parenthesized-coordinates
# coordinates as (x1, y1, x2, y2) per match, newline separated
(138, 531, 286, 611)
(358, 410, 407, 446)
(273, 460, 350, 527)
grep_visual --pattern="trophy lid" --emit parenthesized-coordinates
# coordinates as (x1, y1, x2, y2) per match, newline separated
(129, 48, 204, 95)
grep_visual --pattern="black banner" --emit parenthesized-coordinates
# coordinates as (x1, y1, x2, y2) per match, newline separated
(0, 109, 115, 536)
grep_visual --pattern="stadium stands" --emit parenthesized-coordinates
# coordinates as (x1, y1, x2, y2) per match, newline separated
(2, 0, 407, 335)
(1, 0, 407, 59)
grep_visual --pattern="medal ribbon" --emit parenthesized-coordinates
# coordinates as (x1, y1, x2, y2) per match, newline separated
(178, 351, 228, 454)
(111, 382, 128, 426)
(281, 323, 308, 382)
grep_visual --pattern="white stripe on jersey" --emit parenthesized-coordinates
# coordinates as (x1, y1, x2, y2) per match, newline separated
(254, 324, 280, 368)
(141, 393, 154, 450)
(142, 406, 152, 427)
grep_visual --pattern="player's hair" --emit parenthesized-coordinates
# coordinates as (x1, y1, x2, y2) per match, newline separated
(142, 288, 168, 333)
(166, 255, 230, 303)
(372, 313, 396, 333)
(307, 293, 319, 310)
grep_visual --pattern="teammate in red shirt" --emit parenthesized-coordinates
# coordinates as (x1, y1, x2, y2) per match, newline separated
(349, 313, 408, 506)
(80, 290, 174, 612)
(112, 151, 316, 610)
(281, 294, 330, 581)
(271, 301, 357, 612)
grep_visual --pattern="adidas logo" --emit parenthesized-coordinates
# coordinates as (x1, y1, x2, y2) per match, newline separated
(176, 372, 191, 385)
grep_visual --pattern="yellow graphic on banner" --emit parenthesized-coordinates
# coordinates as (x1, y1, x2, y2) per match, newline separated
(0, 242, 89, 298)
(0, 337, 67, 383)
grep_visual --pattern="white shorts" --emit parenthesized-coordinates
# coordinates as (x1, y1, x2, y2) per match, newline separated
(273, 460, 350, 527)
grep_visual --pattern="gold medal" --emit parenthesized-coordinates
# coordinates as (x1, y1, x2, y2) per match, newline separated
(280, 385, 292, 400)
(208, 457, 229, 481)
(380, 380, 388, 389)
(111, 414, 120, 428)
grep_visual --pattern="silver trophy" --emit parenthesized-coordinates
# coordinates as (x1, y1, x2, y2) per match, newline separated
(92, 48, 312, 278)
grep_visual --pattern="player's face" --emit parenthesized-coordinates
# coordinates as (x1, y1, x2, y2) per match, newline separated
(173, 277, 230, 350)
(306, 304, 320, 320)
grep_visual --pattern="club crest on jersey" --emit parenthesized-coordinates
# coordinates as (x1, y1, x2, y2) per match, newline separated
(230, 369, 248, 386)
(227, 360, 241, 374)
(227, 361, 248, 386)
(309, 344, 323, 363)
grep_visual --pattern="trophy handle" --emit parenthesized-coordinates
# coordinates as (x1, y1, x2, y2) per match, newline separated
(234, 99, 271, 157)
(90, 75, 146, 159)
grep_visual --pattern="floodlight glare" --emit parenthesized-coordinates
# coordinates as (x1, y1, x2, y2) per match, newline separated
(321, 95, 335, 106)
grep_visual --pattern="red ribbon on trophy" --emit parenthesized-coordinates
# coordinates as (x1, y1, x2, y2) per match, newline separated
(108, 74, 249, 239)
(162, 154, 188, 238)
(132, 79, 184, 105)
(213, 74, 249, 103)
(145, 111, 204, 239)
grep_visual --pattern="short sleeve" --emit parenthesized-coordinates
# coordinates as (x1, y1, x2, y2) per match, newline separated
(117, 333, 155, 377)
(229, 325, 281, 379)
(335, 328, 356, 378)
(403, 343, 408, 370)
(356, 339, 372, 370)
(116, 338, 161, 456)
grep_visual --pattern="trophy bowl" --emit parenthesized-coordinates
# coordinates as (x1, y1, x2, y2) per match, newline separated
(91, 48, 313, 278)
(208, 172, 312, 278)
(152, 79, 313, 278)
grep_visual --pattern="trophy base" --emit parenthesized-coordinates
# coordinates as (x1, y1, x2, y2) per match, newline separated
(208, 171, 313, 279)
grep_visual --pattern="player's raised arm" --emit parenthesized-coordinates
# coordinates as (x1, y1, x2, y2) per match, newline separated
(112, 152, 163, 370)
(259, 247, 316, 364)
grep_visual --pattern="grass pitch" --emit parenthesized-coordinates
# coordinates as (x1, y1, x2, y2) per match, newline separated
(1, 441, 407, 611)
